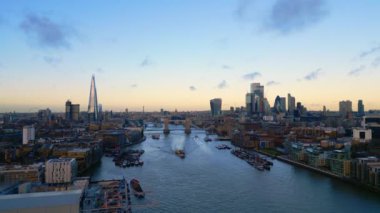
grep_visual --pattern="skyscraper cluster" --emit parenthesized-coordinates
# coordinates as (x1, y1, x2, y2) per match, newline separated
(246, 83, 270, 115)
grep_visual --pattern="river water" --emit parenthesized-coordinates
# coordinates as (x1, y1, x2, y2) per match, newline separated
(89, 127, 380, 213)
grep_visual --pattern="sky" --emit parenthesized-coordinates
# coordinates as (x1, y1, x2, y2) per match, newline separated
(1, 0, 380, 112)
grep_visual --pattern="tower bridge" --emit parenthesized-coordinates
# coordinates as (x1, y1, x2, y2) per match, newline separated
(163, 118, 194, 135)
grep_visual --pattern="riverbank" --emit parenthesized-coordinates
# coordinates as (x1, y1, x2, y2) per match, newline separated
(276, 155, 380, 194)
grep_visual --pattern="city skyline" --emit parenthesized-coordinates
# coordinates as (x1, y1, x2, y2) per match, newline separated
(1, 1, 380, 112)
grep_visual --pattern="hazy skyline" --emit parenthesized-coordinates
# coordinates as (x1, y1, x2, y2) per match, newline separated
(1, 0, 380, 112)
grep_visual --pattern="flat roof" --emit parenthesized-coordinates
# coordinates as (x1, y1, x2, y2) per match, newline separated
(0, 189, 83, 211)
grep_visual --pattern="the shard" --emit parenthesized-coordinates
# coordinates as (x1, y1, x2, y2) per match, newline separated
(88, 75, 99, 122)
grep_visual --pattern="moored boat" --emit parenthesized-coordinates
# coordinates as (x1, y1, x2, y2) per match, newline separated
(152, 134, 160, 140)
(130, 179, 145, 198)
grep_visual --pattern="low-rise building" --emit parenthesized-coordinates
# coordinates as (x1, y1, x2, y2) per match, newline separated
(0, 163, 43, 184)
(328, 150, 351, 177)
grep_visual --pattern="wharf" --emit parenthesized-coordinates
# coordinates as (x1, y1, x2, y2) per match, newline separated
(276, 156, 380, 194)
(276, 156, 340, 179)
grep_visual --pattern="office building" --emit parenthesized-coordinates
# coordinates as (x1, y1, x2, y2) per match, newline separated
(250, 83, 264, 98)
(210, 98, 222, 117)
(37, 108, 52, 123)
(246, 83, 265, 115)
(339, 100, 352, 118)
(88, 75, 99, 122)
(287, 93, 295, 115)
(274, 96, 286, 113)
(358, 100, 365, 117)
(22, 125, 35, 145)
(65, 100, 80, 121)
(45, 158, 78, 184)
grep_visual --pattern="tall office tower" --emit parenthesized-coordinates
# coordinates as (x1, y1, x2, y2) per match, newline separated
(280, 97, 286, 112)
(274, 96, 286, 113)
(88, 75, 99, 122)
(246, 93, 253, 115)
(65, 100, 80, 121)
(23, 125, 35, 145)
(274, 96, 282, 113)
(250, 83, 264, 98)
(65, 100, 72, 120)
(263, 98, 271, 114)
(210, 98, 222, 117)
(71, 104, 80, 121)
(339, 100, 353, 118)
(287, 93, 295, 115)
(358, 100, 365, 117)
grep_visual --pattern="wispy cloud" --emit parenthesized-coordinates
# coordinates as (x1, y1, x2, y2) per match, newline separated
(304, 68, 322, 80)
(359, 45, 380, 58)
(267, 81, 280, 86)
(242, 72, 261, 80)
(189, 86, 196, 91)
(20, 13, 76, 49)
(266, 0, 328, 34)
(348, 65, 366, 76)
(140, 56, 153, 67)
(43, 56, 61, 66)
(217, 80, 228, 89)
(372, 56, 380, 68)
(235, 0, 254, 19)
(131, 84, 137, 88)
(222, 65, 232, 69)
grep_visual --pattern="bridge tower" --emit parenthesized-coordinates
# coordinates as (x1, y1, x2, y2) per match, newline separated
(184, 118, 191, 134)
(163, 118, 170, 134)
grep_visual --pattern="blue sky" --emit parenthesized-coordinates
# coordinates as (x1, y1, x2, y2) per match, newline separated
(1, 0, 380, 112)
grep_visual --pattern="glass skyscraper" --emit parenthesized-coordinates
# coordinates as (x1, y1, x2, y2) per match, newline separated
(88, 75, 99, 122)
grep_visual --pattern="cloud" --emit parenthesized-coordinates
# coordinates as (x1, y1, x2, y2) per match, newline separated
(348, 65, 366, 76)
(131, 84, 138, 88)
(96, 68, 104, 73)
(140, 56, 153, 67)
(242, 72, 261, 80)
(217, 80, 228, 89)
(359, 45, 380, 58)
(266, 0, 328, 34)
(304, 68, 322, 80)
(189, 86, 196, 91)
(43, 56, 61, 65)
(266, 81, 280, 86)
(235, 0, 254, 19)
(20, 13, 76, 49)
(222, 65, 232, 69)
(372, 56, 380, 68)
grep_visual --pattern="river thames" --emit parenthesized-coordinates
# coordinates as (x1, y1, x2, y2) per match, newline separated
(89, 127, 380, 213)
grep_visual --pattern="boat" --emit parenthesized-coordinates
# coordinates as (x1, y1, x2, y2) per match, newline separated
(175, 150, 185, 159)
(204, 136, 212, 142)
(152, 134, 160, 140)
(130, 179, 145, 198)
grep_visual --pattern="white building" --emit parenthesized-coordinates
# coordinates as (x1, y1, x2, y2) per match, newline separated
(22, 125, 35, 145)
(45, 158, 78, 184)
(352, 128, 372, 143)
